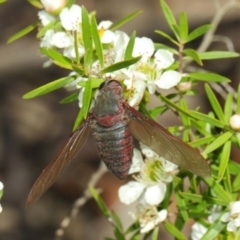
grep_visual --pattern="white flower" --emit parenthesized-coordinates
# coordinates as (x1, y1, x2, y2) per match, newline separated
(60, 5, 82, 31)
(140, 209, 167, 233)
(38, 11, 56, 26)
(221, 201, 240, 232)
(132, 37, 154, 61)
(155, 70, 181, 89)
(119, 181, 145, 204)
(128, 148, 144, 174)
(191, 222, 208, 240)
(41, 0, 66, 12)
(154, 49, 174, 69)
(50, 32, 72, 48)
(230, 114, 240, 130)
(40, 29, 55, 48)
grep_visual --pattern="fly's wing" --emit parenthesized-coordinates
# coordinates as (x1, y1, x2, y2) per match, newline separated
(125, 104, 211, 178)
(26, 117, 92, 208)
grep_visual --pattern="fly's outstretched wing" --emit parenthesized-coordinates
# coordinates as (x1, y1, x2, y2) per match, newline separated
(125, 104, 211, 178)
(26, 117, 92, 208)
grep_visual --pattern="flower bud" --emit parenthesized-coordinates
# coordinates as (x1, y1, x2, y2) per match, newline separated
(230, 114, 240, 130)
(41, 0, 66, 13)
(177, 81, 192, 92)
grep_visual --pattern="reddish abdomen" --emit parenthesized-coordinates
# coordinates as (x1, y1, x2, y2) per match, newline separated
(93, 120, 133, 179)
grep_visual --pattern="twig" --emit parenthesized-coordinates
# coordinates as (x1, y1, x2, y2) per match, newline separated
(54, 161, 108, 240)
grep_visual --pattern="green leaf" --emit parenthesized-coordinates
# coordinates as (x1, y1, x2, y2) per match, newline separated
(60, 92, 79, 104)
(237, 83, 240, 114)
(189, 136, 215, 148)
(113, 227, 125, 240)
(78, 78, 104, 89)
(110, 10, 142, 31)
(201, 222, 225, 240)
(179, 99, 191, 142)
(151, 227, 159, 240)
(40, 48, 72, 69)
(149, 106, 167, 118)
(101, 56, 141, 74)
(189, 72, 230, 82)
(218, 140, 231, 181)
(82, 7, 93, 74)
(202, 131, 233, 157)
(155, 30, 179, 45)
(229, 160, 240, 175)
(233, 171, 240, 192)
(0, 0, 7, 4)
(204, 178, 233, 202)
(189, 111, 225, 129)
(124, 31, 136, 60)
(183, 49, 202, 65)
(37, 20, 57, 38)
(205, 84, 225, 123)
(154, 43, 178, 54)
(176, 192, 189, 221)
(178, 12, 188, 42)
(91, 15, 104, 68)
(111, 210, 123, 233)
(27, 0, 42, 8)
(163, 222, 186, 240)
(73, 108, 84, 131)
(160, 0, 178, 38)
(224, 94, 233, 123)
(187, 24, 212, 42)
(81, 78, 92, 120)
(8, 21, 39, 43)
(198, 51, 239, 60)
(89, 186, 111, 218)
(23, 76, 75, 99)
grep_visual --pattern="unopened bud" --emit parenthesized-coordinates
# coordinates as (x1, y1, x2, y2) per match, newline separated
(177, 81, 192, 92)
(230, 114, 240, 130)
(41, 0, 66, 13)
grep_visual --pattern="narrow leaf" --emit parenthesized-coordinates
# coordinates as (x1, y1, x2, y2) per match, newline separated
(163, 222, 186, 240)
(101, 56, 141, 74)
(151, 227, 159, 240)
(155, 30, 179, 45)
(179, 12, 188, 41)
(82, 7, 93, 74)
(81, 78, 92, 119)
(8, 21, 39, 43)
(189, 136, 215, 148)
(202, 131, 233, 156)
(40, 47, 72, 69)
(154, 43, 178, 54)
(198, 51, 239, 60)
(224, 94, 233, 124)
(111, 210, 123, 233)
(201, 222, 225, 240)
(110, 10, 142, 31)
(23, 76, 75, 99)
(205, 84, 225, 123)
(60, 92, 79, 104)
(89, 186, 111, 218)
(183, 48, 202, 65)
(91, 15, 104, 68)
(124, 31, 136, 60)
(204, 178, 233, 202)
(218, 140, 231, 181)
(37, 20, 57, 38)
(187, 24, 212, 42)
(189, 72, 230, 82)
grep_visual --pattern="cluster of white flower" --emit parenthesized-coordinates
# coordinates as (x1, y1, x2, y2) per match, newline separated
(38, 1, 182, 108)
(39, 0, 182, 234)
(191, 202, 240, 239)
(118, 145, 178, 232)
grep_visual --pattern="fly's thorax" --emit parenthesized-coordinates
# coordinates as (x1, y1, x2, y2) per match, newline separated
(92, 81, 124, 127)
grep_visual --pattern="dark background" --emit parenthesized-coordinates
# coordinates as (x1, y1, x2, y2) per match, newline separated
(0, 0, 240, 239)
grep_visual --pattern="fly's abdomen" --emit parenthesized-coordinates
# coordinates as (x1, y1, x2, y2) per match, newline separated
(93, 121, 133, 180)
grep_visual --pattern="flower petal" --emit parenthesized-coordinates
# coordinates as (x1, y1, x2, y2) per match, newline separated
(128, 148, 143, 174)
(144, 183, 166, 205)
(118, 181, 145, 204)
(156, 70, 181, 89)
(154, 49, 174, 69)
